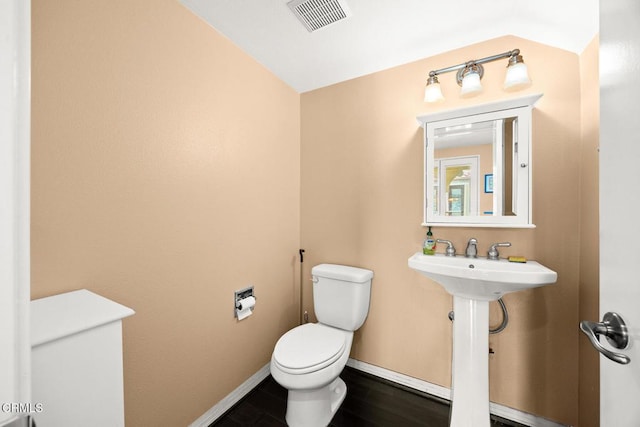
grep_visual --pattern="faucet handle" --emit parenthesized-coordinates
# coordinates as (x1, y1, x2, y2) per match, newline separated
(487, 242, 511, 260)
(465, 238, 478, 258)
(436, 239, 456, 256)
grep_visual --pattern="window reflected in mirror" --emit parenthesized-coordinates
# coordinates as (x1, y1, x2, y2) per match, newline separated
(433, 157, 478, 216)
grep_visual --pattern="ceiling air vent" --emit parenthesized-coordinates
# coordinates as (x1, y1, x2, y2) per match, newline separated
(287, 0, 352, 32)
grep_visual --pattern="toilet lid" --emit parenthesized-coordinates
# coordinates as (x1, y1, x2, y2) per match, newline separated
(273, 323, 347, 374)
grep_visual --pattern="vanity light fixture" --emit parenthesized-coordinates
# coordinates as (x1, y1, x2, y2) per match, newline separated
(424, 75, 444, 103)
(459, 63, 484, 98)
(503, 53, 532, 91)
(424, 49, 531, 103)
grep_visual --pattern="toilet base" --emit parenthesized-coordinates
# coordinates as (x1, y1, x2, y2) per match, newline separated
(285, 377, 346, 427)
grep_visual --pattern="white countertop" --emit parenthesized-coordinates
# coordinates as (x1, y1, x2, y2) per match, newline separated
(31, 289, 135, 347)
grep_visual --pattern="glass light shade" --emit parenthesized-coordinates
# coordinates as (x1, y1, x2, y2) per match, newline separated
(504, 62, 531, 91)
(424, 81, 444, 103)
(460, 72, 483, 97)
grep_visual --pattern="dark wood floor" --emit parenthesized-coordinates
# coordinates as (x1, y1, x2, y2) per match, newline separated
(210, 366, 527, 426)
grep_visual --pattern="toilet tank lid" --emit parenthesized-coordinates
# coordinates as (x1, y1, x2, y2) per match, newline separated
(311, 264, 373, 283)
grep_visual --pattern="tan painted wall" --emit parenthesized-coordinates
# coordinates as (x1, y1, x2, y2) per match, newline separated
(31, 0, 300, 425)
(578, 35, 600, 427)
(301, 36, 585, 425)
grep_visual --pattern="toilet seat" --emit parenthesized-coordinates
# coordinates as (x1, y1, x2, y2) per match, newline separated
(273, 323, 347, 375)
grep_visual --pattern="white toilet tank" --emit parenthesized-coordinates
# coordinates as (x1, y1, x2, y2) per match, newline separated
(31, 290, 135, 427)
(311, 264, 373, 331)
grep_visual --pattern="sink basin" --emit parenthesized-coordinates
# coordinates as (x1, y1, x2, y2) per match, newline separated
(408, 252, 557, 426)
(408, 252, 557, 301)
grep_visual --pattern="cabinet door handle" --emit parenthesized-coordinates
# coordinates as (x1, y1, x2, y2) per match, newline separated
(580, 312, 630, 365)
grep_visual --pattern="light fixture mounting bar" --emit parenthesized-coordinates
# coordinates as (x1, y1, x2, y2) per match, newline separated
(428, 49, 520, 77)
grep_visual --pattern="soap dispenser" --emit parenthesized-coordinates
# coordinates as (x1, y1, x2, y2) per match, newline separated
(423, 226, 436, 255)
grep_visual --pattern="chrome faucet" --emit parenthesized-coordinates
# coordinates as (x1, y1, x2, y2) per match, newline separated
(487, 242, 511, 260)
(436, 239, 456, 256)
(465, 238, 478, 258)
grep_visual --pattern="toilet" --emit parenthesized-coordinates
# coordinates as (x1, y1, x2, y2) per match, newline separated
(270, 263, 373, 427)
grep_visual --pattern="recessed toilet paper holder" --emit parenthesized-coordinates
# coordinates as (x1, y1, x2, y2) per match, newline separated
(234, 286, 256, 316)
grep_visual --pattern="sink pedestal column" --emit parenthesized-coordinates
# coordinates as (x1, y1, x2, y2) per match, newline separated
(450, 295, 490, 427)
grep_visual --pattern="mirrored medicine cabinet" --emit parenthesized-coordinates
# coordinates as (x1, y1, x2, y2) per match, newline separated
(417, 93, 543, 228)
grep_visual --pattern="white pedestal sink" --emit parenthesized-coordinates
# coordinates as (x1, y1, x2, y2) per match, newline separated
(408, 253, 557, 426)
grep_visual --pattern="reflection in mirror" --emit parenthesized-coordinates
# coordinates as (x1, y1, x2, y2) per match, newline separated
(433, 156, 479, 216)
(432, 119, 516, 217)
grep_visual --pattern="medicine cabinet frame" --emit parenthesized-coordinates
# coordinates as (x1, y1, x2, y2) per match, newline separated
(417, 93, 543, 228)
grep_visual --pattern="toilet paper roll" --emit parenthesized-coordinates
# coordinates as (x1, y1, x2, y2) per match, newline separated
(235, 296, 256, 320)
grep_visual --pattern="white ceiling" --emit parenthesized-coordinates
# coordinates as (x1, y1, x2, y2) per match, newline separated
(179, 0, 599, 93)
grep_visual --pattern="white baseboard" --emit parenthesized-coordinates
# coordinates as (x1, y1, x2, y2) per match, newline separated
(347, 358, 568, 427)
(189, 364, 271, 427)
(346, 358, 452, 400)
(192, 358, 567, 427)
